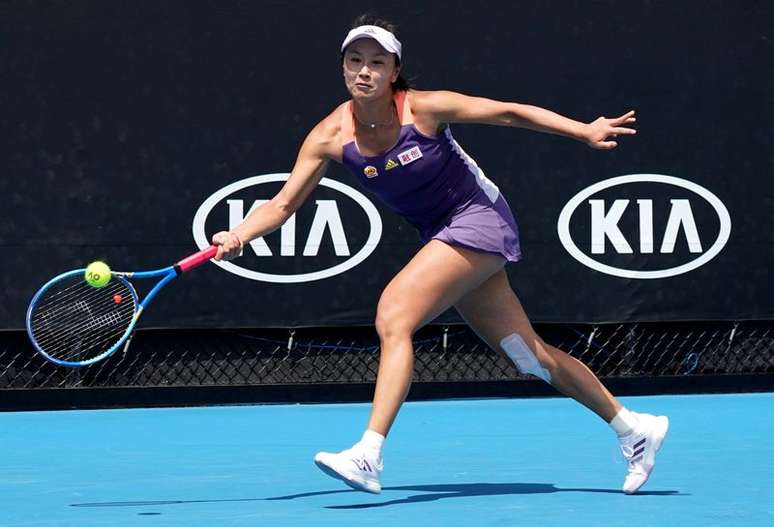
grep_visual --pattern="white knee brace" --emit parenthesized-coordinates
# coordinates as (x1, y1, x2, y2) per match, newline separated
(499, 333, 551, 383)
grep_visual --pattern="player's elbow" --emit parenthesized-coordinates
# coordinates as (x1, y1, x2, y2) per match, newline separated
(495, 112, 517, 126)
(271, 197, 296, 222)
(500, 103, 527, 127)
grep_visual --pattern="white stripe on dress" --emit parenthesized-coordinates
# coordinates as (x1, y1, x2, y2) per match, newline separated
(444, 128, 500, 203)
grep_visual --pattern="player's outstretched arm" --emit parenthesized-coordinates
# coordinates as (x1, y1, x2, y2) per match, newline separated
(212, 113, 341, 261)
(412, 90, 636, 150)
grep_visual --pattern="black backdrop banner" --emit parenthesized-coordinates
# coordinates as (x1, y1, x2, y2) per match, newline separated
(2, 1, 773, 329)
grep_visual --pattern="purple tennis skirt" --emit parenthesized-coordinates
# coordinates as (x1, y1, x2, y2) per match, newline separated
(420, 192, 522, 262)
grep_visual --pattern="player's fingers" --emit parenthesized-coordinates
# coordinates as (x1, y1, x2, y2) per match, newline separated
(612, 111, 636, 125)
(229, 232, 242, 248)
(224, 232, 243, 259)
(212, 231, 228, 245)
(593, 140, 617, 149)
(212, 231, 233, 260)
(214, 244, 225, 261)
(612, 127, 637, 135)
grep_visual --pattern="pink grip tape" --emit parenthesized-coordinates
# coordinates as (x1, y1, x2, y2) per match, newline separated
(176, 246, 218, 273)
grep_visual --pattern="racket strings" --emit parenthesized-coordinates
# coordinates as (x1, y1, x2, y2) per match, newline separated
(33, 293, 127, 344)
(32, 307, 132, 357)
(32, 293, 135, 360)
(29, 276, 136, 362)
(31, 291, 133, 352)
(31, 287, 127, 345)
(34, 278, 121, 314)
(32, 301, 134, 360)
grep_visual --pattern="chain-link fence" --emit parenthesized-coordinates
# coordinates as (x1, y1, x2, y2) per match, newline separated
(2, 321, 772, 392)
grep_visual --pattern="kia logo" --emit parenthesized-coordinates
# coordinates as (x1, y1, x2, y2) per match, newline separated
(193, 174, 383, 283)
(557, 174, 731, 279)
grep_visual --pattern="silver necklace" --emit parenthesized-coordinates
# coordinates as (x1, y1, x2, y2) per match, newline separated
(354, 104, 396, 129)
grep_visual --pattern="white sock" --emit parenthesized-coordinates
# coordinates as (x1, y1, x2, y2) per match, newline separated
(609, 408, 639, 437)
(358, 429, 385, 456)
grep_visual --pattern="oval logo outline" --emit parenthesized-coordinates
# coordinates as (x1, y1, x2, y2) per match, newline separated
(192, 174, 383, 283)
(557, 174, 731, 279)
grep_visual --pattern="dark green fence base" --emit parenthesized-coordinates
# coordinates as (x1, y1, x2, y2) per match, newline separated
(2, 374, 772, 412)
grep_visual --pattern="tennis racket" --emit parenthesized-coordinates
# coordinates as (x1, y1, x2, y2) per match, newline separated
(25, 246, 219, 367)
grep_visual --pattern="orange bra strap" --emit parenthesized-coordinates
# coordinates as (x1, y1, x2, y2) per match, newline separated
(340, 101, 355, 144)
(394, 90, 413, 124)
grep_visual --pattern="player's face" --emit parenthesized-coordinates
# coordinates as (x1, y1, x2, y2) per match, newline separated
(342, 39, 399, 100)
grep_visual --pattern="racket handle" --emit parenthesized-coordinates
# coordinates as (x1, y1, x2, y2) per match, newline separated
(176, 246, 219, 273)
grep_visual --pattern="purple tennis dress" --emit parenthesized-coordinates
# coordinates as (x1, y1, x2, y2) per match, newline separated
(340, 90, 522, 262)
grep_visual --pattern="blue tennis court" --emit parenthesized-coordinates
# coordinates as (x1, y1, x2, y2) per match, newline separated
(2, 393, 772, 526)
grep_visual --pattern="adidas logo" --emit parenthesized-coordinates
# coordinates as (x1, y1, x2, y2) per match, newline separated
(385, 159, 398, 171)
(352, 457, 375, 473)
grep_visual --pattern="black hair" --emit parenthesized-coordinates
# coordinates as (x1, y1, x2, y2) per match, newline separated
(345, 14, 411, 92)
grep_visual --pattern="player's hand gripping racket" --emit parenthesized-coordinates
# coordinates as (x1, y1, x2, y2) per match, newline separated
(25, 246, 218, 367)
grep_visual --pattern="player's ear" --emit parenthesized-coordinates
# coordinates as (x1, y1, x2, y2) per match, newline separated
(392, 65, 400, 84)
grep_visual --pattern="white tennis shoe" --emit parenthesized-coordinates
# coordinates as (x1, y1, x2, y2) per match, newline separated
(619, 413, 670, 494)
(314, 445, 383, 494)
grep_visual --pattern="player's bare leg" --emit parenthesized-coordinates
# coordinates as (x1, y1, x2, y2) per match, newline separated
(454, 270, 620, 420)
(455, 270, 669, 494)
(314, 241, 505, 493)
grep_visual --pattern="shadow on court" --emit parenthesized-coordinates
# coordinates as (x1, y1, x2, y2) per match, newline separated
(72, 483, 685, 509)
(273, 483, 687, 509)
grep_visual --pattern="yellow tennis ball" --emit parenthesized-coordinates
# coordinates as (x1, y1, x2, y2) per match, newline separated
(84, 261, 111, 288)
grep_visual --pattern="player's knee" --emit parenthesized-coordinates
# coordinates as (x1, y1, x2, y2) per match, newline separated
(499, 333, 553, 383)
(374, 304, 412, 342)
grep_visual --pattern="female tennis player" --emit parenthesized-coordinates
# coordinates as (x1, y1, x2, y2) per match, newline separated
(212, 15, 668, 495)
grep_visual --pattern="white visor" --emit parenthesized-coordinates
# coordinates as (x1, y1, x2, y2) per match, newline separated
(340, 25, 402, 60)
